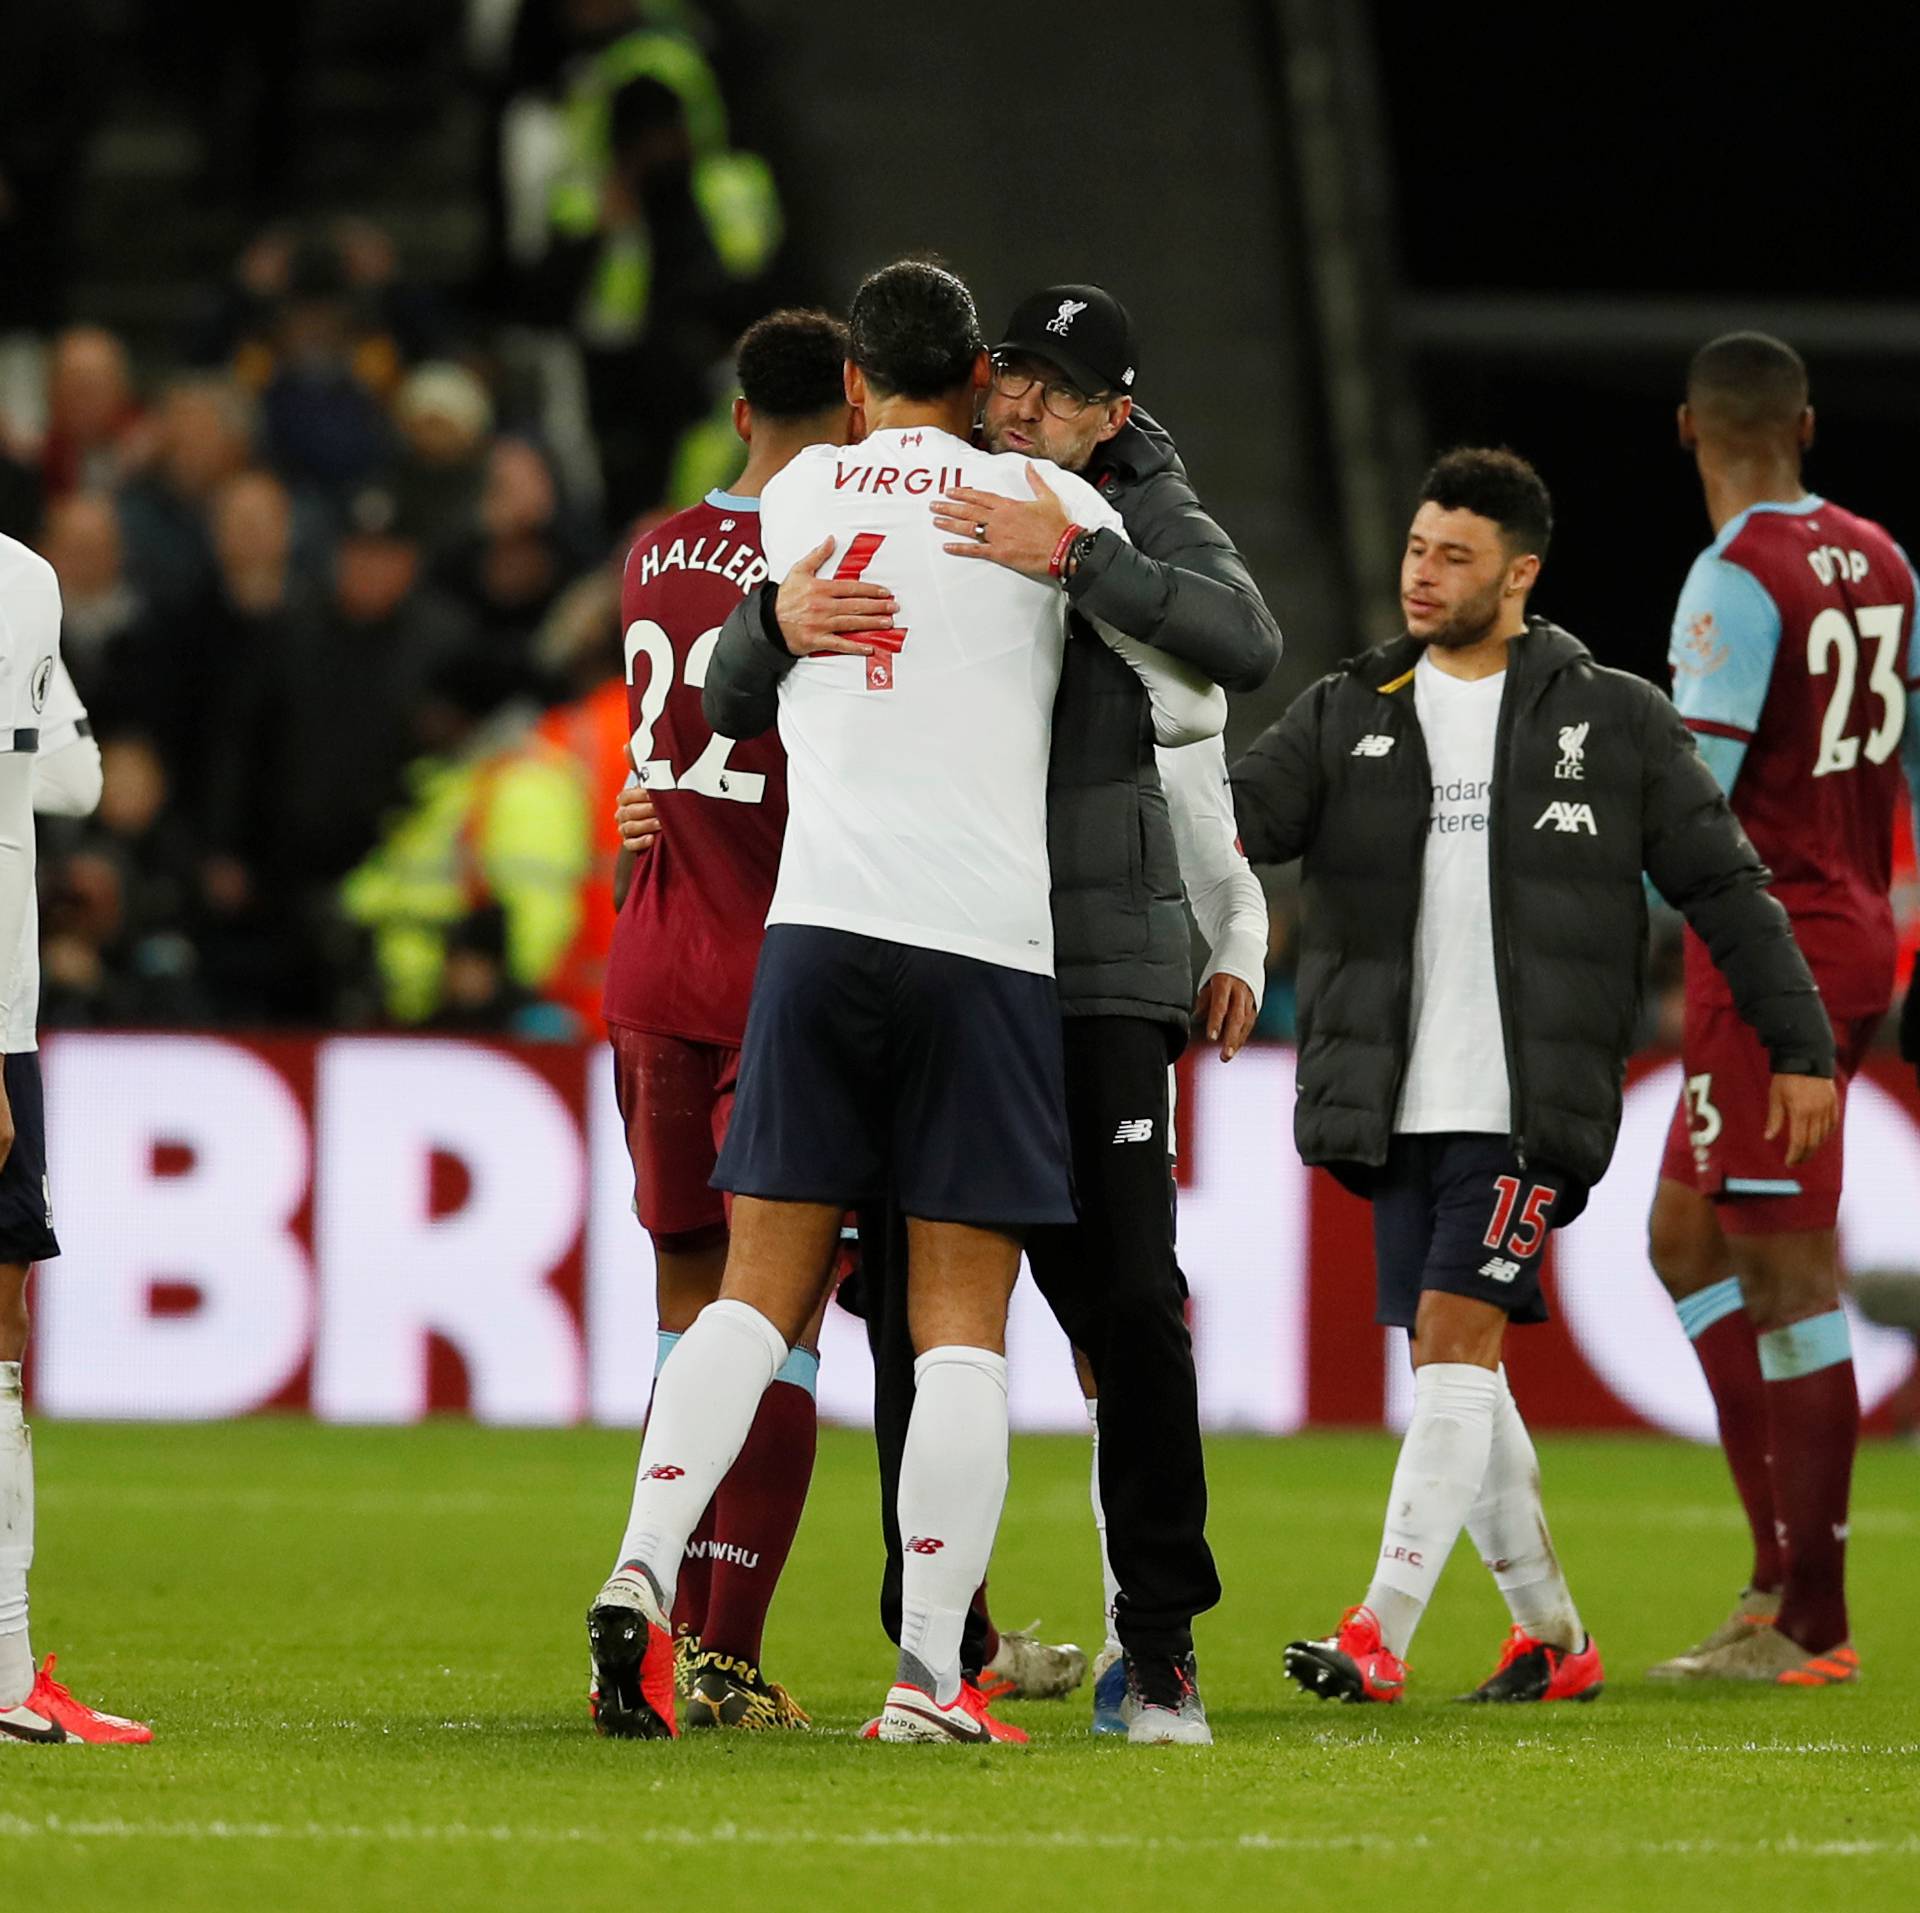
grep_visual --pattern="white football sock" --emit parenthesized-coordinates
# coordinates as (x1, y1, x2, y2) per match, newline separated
(1363, 1362, 1502, 1658)
(1086, 1395, 1121, 1656)
(897, 1346, 1009, 1707)
(1466, 1368, 1583, 1650)
(0, 1362, 32, 1707)
(611, 1300, 786, 1605)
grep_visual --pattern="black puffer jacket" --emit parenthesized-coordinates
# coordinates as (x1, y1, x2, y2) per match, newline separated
(1230, 619, 1833, 1189)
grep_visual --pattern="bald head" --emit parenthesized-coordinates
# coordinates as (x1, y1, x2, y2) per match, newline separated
(1685, 331, 1810, 444)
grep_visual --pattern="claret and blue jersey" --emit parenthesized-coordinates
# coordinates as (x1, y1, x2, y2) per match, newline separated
(1668, 493, 1920, 1020)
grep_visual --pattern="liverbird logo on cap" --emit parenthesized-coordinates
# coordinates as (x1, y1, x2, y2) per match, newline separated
(1045, 298, 1088, 336)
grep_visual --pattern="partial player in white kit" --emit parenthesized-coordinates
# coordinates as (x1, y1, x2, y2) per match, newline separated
(0, 533, 151, 1746)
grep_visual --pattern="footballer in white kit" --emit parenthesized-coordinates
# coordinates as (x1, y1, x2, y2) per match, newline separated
(0, 533, 151, 1744)
(586, 260, 1221, 1747)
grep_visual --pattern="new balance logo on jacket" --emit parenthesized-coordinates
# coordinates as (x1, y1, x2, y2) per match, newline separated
(1352, 734, 1395, 757)
(1534, 801, 1597, 834)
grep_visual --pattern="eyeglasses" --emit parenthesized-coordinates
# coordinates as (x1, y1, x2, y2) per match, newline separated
(990, 355, 1109, 420)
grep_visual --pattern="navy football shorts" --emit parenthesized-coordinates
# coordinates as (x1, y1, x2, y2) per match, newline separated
(0, 1051, 59, 1267)
(714, 924, 1075, 1232)
(1371, 1132, 1587, 1329)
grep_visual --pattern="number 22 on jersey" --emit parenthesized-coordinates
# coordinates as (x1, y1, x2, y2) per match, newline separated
(623, 620, 766, 803)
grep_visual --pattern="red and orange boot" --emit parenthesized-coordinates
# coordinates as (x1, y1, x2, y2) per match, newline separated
(1285, 1605, 1408, 1704)
(586, 1565, 678, 1739)
(3, 1657, 152, 1744)
(1459, 1627, 1605, 1703)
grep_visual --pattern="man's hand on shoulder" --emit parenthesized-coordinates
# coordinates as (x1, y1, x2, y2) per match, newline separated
(775, 538, 899, 657)
(1766, 1072, 1839, 1167)
(931, 465, 1075, 583)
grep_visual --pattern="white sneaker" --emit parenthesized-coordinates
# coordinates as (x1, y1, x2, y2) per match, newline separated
(1124, 1652, 1212, 1746)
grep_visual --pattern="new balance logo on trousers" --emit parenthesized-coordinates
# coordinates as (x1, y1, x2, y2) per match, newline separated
(1112, 1118, 1156, 1144)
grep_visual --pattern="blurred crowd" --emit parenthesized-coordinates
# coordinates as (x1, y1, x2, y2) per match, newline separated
(0, 0, 796, 1037)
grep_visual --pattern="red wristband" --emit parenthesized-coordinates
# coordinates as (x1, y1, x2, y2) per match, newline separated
(1048, 522, 1086, 581)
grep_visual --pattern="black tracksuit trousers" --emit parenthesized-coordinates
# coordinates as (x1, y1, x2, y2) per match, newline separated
(861, 1015, 1220, 1666)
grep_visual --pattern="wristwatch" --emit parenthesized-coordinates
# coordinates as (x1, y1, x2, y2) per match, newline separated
(1063, 527, 1103, 582)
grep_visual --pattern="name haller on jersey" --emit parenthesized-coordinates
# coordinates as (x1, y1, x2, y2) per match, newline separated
(634, 535, 770, 595)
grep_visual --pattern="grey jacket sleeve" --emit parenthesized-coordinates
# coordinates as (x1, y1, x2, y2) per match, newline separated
(1065, 469, 1281, 693)
(1638, 688, 1835, 1076)
(1228, 678, 1325, 865)
(701, 583, 795, 740)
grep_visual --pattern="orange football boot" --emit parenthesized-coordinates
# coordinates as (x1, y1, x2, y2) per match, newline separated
(17, 1657, 151, 1744)
(1285, 1605, 1408, 1703)
(1459, 1628, 1605, 1703)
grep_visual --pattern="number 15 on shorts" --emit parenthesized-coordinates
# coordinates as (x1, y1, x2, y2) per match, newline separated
(1485, 1175, 1556, 1259)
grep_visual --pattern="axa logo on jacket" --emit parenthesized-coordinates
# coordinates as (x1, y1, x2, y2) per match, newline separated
(1534, 800, 1598, 835)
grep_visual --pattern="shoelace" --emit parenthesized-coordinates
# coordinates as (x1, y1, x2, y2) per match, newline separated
(34, 1655, 74, 1707)
(1129, 1658, 1196, 1712)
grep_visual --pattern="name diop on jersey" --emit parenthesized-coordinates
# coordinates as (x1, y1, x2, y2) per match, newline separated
(634, 534, 769, 595)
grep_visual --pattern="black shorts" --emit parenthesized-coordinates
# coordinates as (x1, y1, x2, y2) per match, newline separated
(713, 924, 1074, 1231)
(0, 1051, 59, 1266)
(1371, 1133, 1586, 1329)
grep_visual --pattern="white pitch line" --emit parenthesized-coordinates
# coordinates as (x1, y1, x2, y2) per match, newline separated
(0, 1815, 1916, 1860)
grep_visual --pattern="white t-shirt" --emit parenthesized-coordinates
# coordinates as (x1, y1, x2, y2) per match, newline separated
(759, 426, 1126, 975)
(0, 535, 59, 1054)
(1395, 651, 1510, 1134)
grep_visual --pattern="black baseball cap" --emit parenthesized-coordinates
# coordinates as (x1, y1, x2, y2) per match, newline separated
(994, 284, 1138, 398)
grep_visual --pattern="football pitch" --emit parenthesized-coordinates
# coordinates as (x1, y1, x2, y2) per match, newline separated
(6, 1420, 1917, 1912)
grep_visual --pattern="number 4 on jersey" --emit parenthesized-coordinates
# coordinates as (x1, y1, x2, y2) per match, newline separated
(832, 534, 907, 691)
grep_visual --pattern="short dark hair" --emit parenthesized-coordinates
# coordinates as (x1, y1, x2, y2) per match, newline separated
(736, 308, 849, 420)
(1687, 331, 1809, 435)
(847, 259, 983, 401)
(1419, 446, 1553, 558)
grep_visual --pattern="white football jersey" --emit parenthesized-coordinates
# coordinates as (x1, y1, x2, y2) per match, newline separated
(759, 426, 1126, 975)
(0, 534, 59, 1053)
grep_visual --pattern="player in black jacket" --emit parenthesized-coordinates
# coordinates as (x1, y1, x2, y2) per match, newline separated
(1230, 449, 1835, 1706)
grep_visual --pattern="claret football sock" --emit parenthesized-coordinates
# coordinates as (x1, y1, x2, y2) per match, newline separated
(1363, 1362, 1502, 1658)
(1466, 1369, 1583, 1651)
(896, 1346, 1010, 1707)
(1759, 1311, 1858, 1652)
(613, 1300, 787, 1610)
(1677, 1278, 1783, 1592)
(699, 1344, 819, 1664)
(0, 1361, 32, 1708)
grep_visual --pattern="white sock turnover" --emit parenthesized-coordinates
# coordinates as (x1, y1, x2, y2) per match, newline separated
(611, 1300, 786, 1606)
(1465, 1368, 1583, 1650)
(0, 1361, 32, 1707)
(897, 1346, 1010, 1707)
(1362, 1362, 1502, 1659)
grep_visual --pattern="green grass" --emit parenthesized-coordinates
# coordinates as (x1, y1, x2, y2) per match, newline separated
(6, 1421, 1918, 1912)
